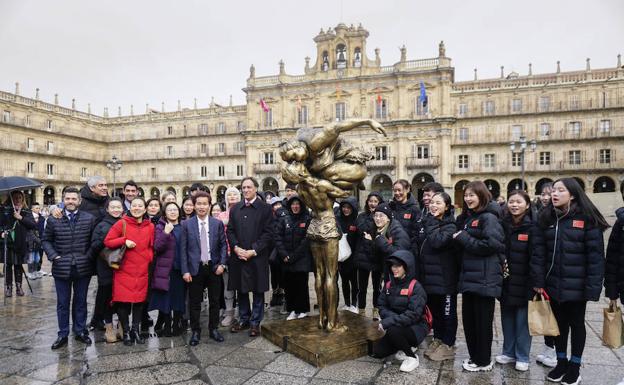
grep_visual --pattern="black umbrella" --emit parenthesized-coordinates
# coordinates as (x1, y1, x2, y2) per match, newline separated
(0, 176, 42, 193)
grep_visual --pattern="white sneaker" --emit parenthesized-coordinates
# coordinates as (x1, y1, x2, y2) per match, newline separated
(399, 356, 419, 372)
(536, 346, 557, 368)
(297, 312, 307, 319)
(495, 354, 516, 364)
(349, 305, 359, 314)
(462, 360, 494, 372)
(36, 271, 44, 278)
(340, 305, 350, 311)
(286, 311, 297, 321)
(515, 362, 529, 371)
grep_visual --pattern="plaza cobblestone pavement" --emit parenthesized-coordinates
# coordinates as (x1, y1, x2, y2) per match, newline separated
(0, 273, 622, 385)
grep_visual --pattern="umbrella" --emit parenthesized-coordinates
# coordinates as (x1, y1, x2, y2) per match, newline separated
(0, 176, 42, 193)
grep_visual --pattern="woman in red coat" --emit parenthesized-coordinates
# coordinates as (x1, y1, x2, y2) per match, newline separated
(104, 197, 154, 345)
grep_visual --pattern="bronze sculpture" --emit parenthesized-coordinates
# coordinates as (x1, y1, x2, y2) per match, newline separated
(280, 119, 386, 331)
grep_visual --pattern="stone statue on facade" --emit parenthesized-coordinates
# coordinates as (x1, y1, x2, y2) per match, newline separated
(280, 119, 386, 331)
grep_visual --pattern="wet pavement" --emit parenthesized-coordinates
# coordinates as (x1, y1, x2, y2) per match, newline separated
(0, 273, 623, 385)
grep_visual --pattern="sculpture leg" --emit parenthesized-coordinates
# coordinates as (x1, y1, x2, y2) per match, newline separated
(324, 238, 343, 331)
(310, 241, 327, 329)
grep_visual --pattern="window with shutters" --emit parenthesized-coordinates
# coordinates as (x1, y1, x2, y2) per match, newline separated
(458, 155, 469, 169)
(375, 146, 388, 160)
(335, 102, 346, 121)
(298, 105, 308, 125)
(599, 149, 611, 164)
(484, 154, 495, 168)
(416, 144, 429, 159)
(568, 150, 581, 165)
(539, 152, 551, 165)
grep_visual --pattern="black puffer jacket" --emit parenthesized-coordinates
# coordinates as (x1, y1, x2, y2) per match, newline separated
(389, 193, 421, 236)
(78, 185, 108, 223)
(336, 197, 359, 271)
(274, 196, 312, 273)
(378, 250, 429, 340)
(606, 207, 624, 300)
(42, 210, 97, 279)
(0, 206, 36, 263)
(501, 212, 535, 306)
(413, 213, 459, 295)
(356, 220, 411, 275)
(531, 204, 605, 302)
(88, 214, 120, 286)
(454, 202, 505, 298)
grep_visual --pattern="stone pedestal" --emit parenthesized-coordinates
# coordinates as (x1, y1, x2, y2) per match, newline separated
(261, 310, 384, 367)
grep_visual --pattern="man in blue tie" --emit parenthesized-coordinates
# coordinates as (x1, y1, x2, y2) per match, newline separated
(180, 191, 227, 346)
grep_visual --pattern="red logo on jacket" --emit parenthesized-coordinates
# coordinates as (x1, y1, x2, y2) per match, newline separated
(403, 213, 411, 219)
(518, 233, 529, 241)
(349, 225, 357, 232)
(572, 220, 585, 229)
(298, 222, 306, 228)
(471, 220, 479, 227)
(400, 288, 409, 296)
(388, 237, 393, 244)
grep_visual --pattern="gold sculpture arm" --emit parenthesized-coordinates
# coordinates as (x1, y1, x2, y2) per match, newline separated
(328, 118, 387, 137)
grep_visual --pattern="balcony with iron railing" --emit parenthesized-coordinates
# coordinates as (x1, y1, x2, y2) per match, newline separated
(253, 163, 281, 174)
(368, 157, 396, 169)
(451, 126, 624, 146)
(405, 156, 440, 169)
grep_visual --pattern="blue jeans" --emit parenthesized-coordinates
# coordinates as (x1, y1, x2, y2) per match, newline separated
(501, 304, 532, 363)
(238, 291, 264, 326)
(54, 275, 91, 338)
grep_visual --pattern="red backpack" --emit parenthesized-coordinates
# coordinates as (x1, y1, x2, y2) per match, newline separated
(384, 279, 433, 330)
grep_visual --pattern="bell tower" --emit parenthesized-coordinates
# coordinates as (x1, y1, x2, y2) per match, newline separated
(312, 23, 372, 73)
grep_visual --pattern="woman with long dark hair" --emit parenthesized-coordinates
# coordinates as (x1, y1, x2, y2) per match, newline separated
(453, 180, 505, 372)
(146, 198, 163, 225)
(181, 197, 195, 221)
(532, 178, 608, 385)
(336, 197, 359, 313)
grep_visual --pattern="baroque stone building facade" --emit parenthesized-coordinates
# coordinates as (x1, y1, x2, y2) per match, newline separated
(1, 23, 623, 208)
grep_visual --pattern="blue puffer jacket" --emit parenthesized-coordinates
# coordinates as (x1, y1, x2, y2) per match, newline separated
(42, 210, 97, 279)
(531, 204, 605, 302)
(454, 202, 505, 298)
(605, 207, 624, 300)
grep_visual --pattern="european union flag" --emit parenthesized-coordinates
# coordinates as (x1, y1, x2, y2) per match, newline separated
(419, 81, 428, 108)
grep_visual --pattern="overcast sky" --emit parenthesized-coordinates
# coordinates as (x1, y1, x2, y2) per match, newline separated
(1, 0, 622, 115)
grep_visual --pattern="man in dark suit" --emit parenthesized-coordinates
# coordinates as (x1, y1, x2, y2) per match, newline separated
(181, 191, 227, 346)
(227, 177, 274, 337)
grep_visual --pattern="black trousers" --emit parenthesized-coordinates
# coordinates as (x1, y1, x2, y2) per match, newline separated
(551, 300, 587, 359)
(93, 284, 114, 323)
(284, 271, 310, 313)
(544, 335, 556, 348)
(428, 294, 458, 347)
(462, 293, 495, 366)
(372, 325, 422, 358)
(357, 269, 382, 309)
(117, 302, 143, 332)
(188, 263, 222, 331)
(4, 263, 22, 285)
(339, 264, 358, 307)
(270, 260, 284, 290)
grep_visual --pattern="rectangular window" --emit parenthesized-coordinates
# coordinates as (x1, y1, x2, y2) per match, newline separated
(47, 120, 53, 129)
(200, 143, 207, 154)
(218, 165, 225, 177)
(27, 162, 34, 174)
(511, 152, 522, 167)
(568, 150, 581, 165)
(539, 96, 551, 112)
(458, 155, 469, 169)
(298, 105, 308, 125)
(511, 99, 522, 112)
(540, 123, 551, 137)
(335, 102, 346, 121)
(150, 167, 156, 178)
(264, 108, 273, 127)
(484, 100, 495, 115)
(217, 122, 225, 134)
(458, 103, 468, 117)
(235, 142, 244, 153)
(2, 111, 10, 122)
(569, 121, 581, 136)
(236, 165, 244, 177)
(569, 95, 580, 110)
(484, 154, 495, 168)
(511, 125, 522, 140)
(81, 167, 87, 178)
(217, 143, 225, 154)
(201, 166, 207, 178)
(27, 138, 34, 150)
(46, 141, 54, 152)
(416, 97, 429, 116)
(237, 121, 244, 132)
(375, 146, 388, 160)
(25, 115, 30, 127)
(599, 149, 611, 164)
(167, 126, 173, 135)
(198, 123, 208, 135)
(599, 119, 611, 134)
(376, 99, 387, 119)
(167, 146, 173, 155)
(458, 127, 469, 140)
(46, 164, 54, 176)
(416, 144, 429, 159)
(264, 152, 274, 164)
(539, 151, 551, 165)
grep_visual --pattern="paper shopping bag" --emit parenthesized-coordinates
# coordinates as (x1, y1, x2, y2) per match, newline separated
(602, 303, 623, 349)
(528, 292, 560, 337)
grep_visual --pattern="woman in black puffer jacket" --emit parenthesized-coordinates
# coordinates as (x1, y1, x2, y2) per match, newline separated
(336, 197, 359, 312)
(606, 205, 624, 308)
(496, 190, 535, 371)
(453, 181, 505, 372)
(371, 250, 429, 373)
(88, 197, 124, 342)
(412, 192, 458, 361)
(357, 202, 410, 320)
(531, 178, 608, 385)
(354, 192, 384, 314)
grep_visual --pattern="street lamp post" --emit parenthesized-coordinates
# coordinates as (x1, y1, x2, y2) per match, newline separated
(105, 155, 123, 197)
(509, 136, 537, 191)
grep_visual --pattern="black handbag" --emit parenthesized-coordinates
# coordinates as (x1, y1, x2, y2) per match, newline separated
(99, 220, 126, 270)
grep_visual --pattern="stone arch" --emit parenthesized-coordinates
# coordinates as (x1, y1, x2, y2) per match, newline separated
(593, 176, 616, 193)
(454, 180, 470, 211)
(573, 177, 585, 190)
(182, 186, 190, 198)
(411, 173, 434, 203)
(262, 177, 279, 194)
(150, 187, 160, 199)
(137, 187, 145, 198)
(43, 185, 56, 205)
(535, 178, 554, 195)
(484, 179, 501, 200)
(507, 178, 527, 193)
(216, 185, 227, 203)
(371, 173, 393, 202)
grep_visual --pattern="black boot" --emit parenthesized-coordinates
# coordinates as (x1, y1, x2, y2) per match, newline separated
(157, 315, 172, 337)
(131, 326, 145, 344)
(15, 283, 24, 297)
(561, 362, 581, 385)
(269, 290, 279, 307)
(547, 358, 568, 382)
(123, 331, 133, 346)
(4, 285, 12, 298)
(172, 313, 183, 336)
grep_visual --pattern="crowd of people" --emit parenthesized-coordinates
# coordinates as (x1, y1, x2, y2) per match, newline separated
(1, 174, 623, 385)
